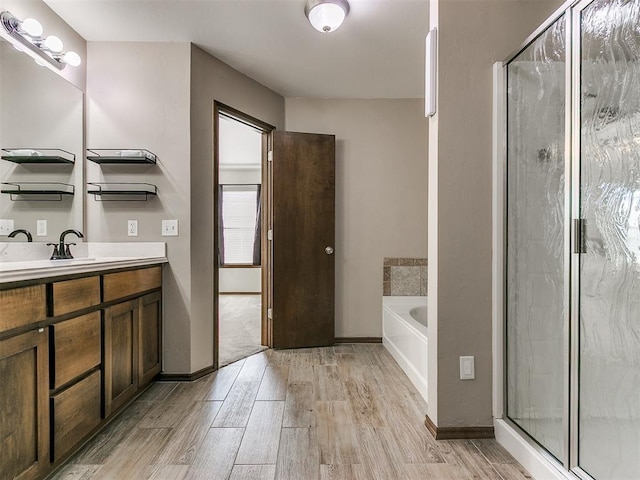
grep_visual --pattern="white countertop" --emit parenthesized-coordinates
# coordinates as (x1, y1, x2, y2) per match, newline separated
(0, 242, 168, 283)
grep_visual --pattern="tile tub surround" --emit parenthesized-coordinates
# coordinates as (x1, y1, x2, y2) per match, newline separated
(383, 258, 427, 296)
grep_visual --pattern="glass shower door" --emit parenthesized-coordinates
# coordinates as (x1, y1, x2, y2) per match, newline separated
(578, 0, 640, 478)
(505, 16, 567, 461)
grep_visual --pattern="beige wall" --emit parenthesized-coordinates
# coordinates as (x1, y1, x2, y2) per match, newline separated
(190, 44, 284, 372)
(285, 98, 428, 338)
(86, 42, 192, 373)
(429, 0, 564, 427)
(87, 43, 283, 374)
(0, 0, 86, 90)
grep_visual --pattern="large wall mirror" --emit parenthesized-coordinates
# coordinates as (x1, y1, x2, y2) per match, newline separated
(0, 36, 83, 242)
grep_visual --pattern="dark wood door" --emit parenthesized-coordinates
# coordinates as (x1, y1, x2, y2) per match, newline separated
(271, 131, 335, 349)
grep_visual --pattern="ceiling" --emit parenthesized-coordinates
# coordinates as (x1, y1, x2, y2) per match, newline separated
(43, 0, 429, 99)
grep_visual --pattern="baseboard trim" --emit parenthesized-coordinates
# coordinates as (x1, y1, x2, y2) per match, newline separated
(157, 365, 215, 382)
(335, 337, 382, 343)
(425, 414, 495, 440)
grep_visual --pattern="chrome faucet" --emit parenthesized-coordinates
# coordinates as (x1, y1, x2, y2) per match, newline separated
(8, 229, 32, 242)
(49, 229, 83, 260)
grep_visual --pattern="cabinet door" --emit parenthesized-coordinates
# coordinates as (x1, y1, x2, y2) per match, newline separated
(104, 300, 138, 418)
(0, 329, 49, 480)
(138, 291, 162, 387)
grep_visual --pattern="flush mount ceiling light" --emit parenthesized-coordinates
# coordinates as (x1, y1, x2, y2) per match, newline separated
(0, 11, 81, 70)
(304, 0, 350, 33)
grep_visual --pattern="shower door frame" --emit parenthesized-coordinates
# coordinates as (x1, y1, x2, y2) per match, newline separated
(493, 0, 605, 478)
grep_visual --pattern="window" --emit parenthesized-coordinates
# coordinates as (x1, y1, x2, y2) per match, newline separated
(219, 184, 261, 266)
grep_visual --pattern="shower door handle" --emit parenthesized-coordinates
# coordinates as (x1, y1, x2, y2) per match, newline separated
(573, 218, 586, 254)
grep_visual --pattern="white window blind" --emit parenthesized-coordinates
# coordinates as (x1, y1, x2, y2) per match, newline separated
(222, 185, 259, 265)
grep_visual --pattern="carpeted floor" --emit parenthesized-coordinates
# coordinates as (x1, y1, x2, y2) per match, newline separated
(218, 294, 266, 367)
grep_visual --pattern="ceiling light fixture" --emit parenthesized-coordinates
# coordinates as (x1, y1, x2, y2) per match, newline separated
(0, 11, 81, 70)
(304, 0, 350, 33)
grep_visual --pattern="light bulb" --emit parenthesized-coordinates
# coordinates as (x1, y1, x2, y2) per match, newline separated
(63, 51, 81, 67)
(307, 3, 347, 33)
(44, 35, 63, 53)
(21, 18, 43, 37)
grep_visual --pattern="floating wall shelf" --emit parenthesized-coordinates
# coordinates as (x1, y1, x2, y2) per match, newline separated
(1, 182, 75, 201)
(87, 149, 157, 165)
(1, 148, 75, 164)
(87, 182, 158, 201)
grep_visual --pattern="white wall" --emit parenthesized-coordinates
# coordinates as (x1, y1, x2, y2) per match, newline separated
(285, 98, 428, 338)
(219, 268, 261, 293)
(219, 115, 261, 167)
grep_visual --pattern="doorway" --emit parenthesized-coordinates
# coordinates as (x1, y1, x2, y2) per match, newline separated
(214, 104, 337, 368)
(214, 104, 273, 368)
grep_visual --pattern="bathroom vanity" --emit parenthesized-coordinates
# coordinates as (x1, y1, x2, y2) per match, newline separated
(0, 248, 167, 480)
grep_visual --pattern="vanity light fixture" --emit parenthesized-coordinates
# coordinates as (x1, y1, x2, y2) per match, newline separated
(0, 11, 81, 70)
(304, 0, 350, 33)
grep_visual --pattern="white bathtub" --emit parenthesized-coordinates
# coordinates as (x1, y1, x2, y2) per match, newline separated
(382, 296, 428, 402)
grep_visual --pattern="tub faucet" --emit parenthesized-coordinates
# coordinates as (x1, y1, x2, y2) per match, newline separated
(8, 229, 33, 242)
(53, 229, 84, 259)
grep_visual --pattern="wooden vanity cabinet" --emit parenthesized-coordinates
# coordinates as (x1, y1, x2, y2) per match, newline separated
(1, 263, 163, 477)
(0, 328, 50, 480)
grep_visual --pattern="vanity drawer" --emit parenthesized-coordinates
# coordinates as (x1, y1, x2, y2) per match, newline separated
(103, 266, 161, 302)
(52, 276, 101, 316)
(51, 312, 101, 389)
(0, 285, 46, 333)
(51, 369, 101, 462)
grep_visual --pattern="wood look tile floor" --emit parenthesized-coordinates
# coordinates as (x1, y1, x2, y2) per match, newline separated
(52, 345, 532, 480)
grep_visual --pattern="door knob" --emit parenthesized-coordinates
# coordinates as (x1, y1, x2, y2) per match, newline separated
(325, 246, 334, 255)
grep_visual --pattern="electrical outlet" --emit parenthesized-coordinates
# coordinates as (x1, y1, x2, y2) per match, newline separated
(0, 219, 14, 236)
(162, 219, 178, 237)
(128, 220, 138, 237)
(460, 356, 475, 380)
(37, 220, 47, 236)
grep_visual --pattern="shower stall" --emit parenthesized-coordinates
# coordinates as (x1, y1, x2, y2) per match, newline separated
(495, 0, 640, 478)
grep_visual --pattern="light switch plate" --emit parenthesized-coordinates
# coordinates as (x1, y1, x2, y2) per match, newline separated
(162, 219, 178, 237)
(460, 356, 475, 380)
(0, 219, 14, 235)
(37, 220, 47, 236)
(128, 220, 138, 237)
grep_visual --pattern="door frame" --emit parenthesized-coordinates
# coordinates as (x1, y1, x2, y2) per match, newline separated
(213, 102, 275, 370)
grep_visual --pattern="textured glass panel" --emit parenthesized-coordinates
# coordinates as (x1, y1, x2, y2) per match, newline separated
(579, 0, 640, 478)
(506, 17, 566, 460)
